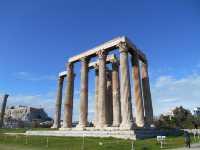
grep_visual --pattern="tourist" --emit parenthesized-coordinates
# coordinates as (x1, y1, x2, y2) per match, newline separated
(193, 123, 198, 141)
(184, 131, 191, 148)
(194, 123, 198, 129)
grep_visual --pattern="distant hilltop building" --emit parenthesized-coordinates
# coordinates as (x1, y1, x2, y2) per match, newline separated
(162, 106, 193, 120)
(162, 108, 175, 120)
(4, 105, 52, 128)
(163, 108, 175, 116)
(193, 107, 200, 117)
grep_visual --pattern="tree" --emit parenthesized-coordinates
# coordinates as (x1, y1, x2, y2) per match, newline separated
(155, 106, 195, 129)
(172, 106, 194, 128)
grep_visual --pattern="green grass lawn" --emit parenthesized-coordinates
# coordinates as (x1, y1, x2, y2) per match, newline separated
(0, 128, 199, 150)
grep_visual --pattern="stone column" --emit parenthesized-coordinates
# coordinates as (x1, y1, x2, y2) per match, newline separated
(94, 66, 99, 127)
(77, 57, 89, 128)
(0, 94, 9, 128)
(111, 59, 121, 127)
(141, 62, 153, 125)
(96, 50, 108, 128)
(52, 76, 64, 128)
(63, 63, 74, 128)
(132, 54, 145, 127)
(118, 42, 133, 130)
(106, 70, 113, 126)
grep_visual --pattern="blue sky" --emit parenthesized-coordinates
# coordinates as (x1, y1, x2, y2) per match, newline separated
(0, 0, 200, 120)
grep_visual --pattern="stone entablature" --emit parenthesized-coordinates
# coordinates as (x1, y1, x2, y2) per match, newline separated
(68, 36, 146, 63)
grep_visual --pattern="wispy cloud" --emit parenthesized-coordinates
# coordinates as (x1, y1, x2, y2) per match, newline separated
(13, 72, 56, 81)
(151, 73, 200, 115)
(160, 98, 180, 103)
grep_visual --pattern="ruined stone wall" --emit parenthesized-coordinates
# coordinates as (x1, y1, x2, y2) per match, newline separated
(4, 106, 51, 128)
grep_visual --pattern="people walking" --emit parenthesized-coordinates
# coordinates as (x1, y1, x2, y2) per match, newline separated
(184, 131, 191, 148)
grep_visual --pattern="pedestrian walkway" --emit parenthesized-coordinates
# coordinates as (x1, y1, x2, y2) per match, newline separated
(170, 143, 200, 150)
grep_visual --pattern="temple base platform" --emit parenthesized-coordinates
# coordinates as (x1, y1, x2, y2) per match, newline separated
(25, 128, 181, 140)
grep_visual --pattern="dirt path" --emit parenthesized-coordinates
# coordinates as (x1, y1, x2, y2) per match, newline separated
(170, 143, 200, 150)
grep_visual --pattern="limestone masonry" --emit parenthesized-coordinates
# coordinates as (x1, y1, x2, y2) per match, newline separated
(0, 94, 9, 127)
(4, 106, 51, 128)
(52, 36, 154, 132)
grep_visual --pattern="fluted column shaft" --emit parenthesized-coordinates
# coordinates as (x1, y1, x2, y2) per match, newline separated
(106, 70, 113, 126)
(52, 76, 64, 128)
(132, 54, 145, 127)
(94, 68, 99, 127)
(0, 94, 9, 128)
(78, 58, 89, 128)
(112, 60, 121, 127)
(63, 63, 74, 128)
(96, 50, 107, 128)
(118, 42, 133, 129)
(142, 62, 153, 125)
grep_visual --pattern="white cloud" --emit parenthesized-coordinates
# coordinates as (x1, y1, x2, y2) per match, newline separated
(13, 72, 56, 81)
(151, 73, 200, 116)
(161, 98, 180, 103)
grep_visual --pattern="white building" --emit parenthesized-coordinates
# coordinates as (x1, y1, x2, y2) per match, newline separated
(193, 107, 200, 117)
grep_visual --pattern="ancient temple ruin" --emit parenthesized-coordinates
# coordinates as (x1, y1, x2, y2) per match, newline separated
(4, 106, 51, 128)
(52, 36, 153, 131)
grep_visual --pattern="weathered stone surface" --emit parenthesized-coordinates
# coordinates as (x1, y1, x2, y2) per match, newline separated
(88, 54, 115, 69)
(55, 36, 153, 134)
(96, 50, 108, 128)
(27, 128, 178, 140)
(77, 58, 89, 128)
(141, 62, 153, 125)
(0, 94, 9, 127)
(59, 54, 116, 75)
(26, 129, 136, 140)
(132, 54, 145, 127)
(111, 60, 121, 127)
(94, 68, 99, 127)
(106, 70, 113, 126)
(63, 63, 74, 128)
(68, 36, 146, 63)
(5, 106, 49, 121)
(118, 42, 133, 130)
(4, 106, 50, 128)
(52, 76, 64, 128)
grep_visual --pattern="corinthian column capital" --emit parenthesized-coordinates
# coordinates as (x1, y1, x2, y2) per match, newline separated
(94, 64, 99, 71)
(66, 63, 76, 78)
(58, 76, 64, 82)
(66, 62, 73, 70)
(80, 57, 89, 63)
(96, 49, 107, 59)
(117, 42, 128, 53)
